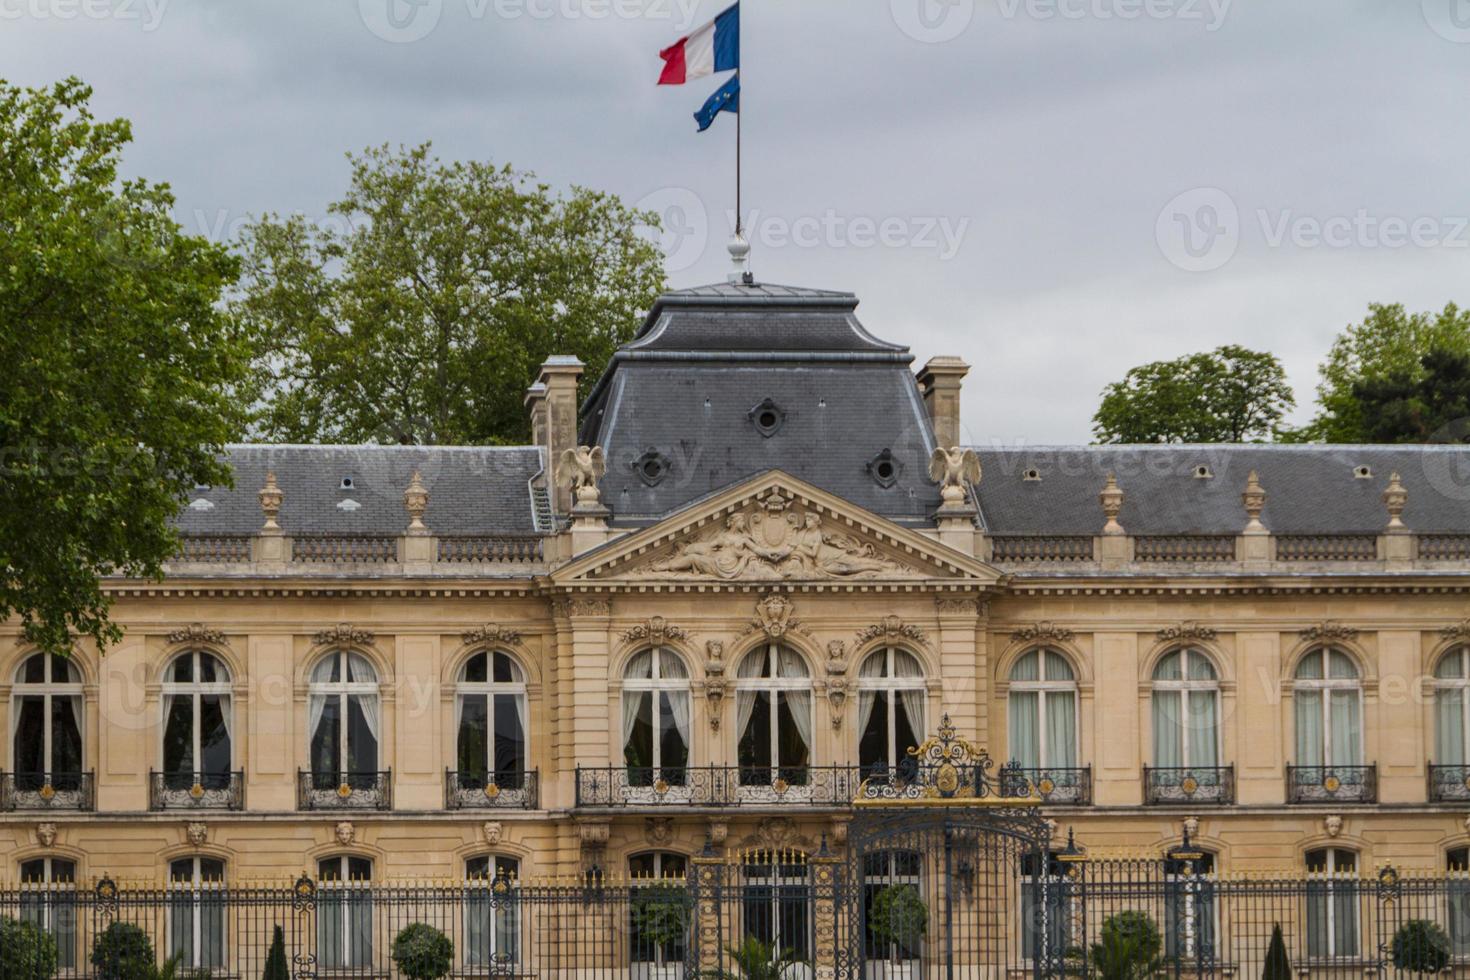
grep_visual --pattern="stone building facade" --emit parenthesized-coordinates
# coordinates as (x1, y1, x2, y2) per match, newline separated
(5, 279, 1470, 892)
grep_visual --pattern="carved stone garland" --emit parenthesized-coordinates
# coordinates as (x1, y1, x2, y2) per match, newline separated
(461, 623, 523, 646)
(167, 624, 226, 646)
(1011, 622, 1074, 644)
(620, 617, 689, 646)
(1157, 623, 1217, 643)
(855, 616, 927, 647)
(314, 624, 375, 647)
(1300, 622, 1358, 644)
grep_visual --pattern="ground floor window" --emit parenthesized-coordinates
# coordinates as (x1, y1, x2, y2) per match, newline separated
(1019, 852, 1067, 962)
(743, 855, 811, 963)
(168, 857, 225, 970)
(1164, 851, 1216, 961)
(1449, 848, 1470, 956)
(19, 857, 76, 970)
(1305, 848, 1359, 960)
(630, 852, 689, 974)
(862, 850, 923, 967)
(466, 854, 520, 967)
(318, 855, 373, 968)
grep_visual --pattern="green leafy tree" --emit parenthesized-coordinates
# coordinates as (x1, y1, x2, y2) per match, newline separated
(1390, 919, 1452, 975)
(630, 882, 692, 949)
(262, 925, 289, 980)
(1349, 348, 1470, 443)
(0, 77, 248, 658)
(869, 883, 928, 951)
(1092, 346, 1295, 443)
(1298, 302, 1470, 442)
(1089, 911, 1162, 980)
(391, 922, 454, 980)
(0, 915, 60, 980)
(234, 143, 666, 446)
(1261, 924, 1291, 980)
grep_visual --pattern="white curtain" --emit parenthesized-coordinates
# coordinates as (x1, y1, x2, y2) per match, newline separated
(1047, 691, 1077, 768)
(511, 693, 528, 760)
(1439, 689, 1467, 766)
(736, 647, 767, 743)
(307, 694, 328, 753)
(857, 654, 885, 739)
(1153, 691, 1182, 768)
(894, 651, 925, 745)
(626, 650, 653, 680)
(776, 647, 808, 679)
(1329, 690, 1361, 766)
(666, 690, 691, 753)
(354, 694, 381, 747)
(1296, 690, 1325, 765)
(218, 695, 233, 748)
(659, 650, 688, 680)
(1009, 692, 1039, 768)
(623, 691, 648, 761)
(1189, 691, 1219, 767)
(785, 692, 813, 758)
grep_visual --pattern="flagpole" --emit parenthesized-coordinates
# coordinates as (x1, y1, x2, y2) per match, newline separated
(736, 72, 742, 237)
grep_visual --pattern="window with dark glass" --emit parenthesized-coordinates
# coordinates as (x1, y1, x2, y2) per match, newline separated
(1164, 851, 1216, 960)
(161, 652, 232, 791)
(1305, 848, 1359, 959)
(622, 649, 691, 788)
(862, 850, 923, 967)
(11, 654, 84, 791)
(19, 857, 76, 970)
(318, 855, 373, 968)
(1449, 848, 1470, 956)
(742, 855, 811, 961)
(630, 851, 689, 974)
(1019, 851, 1067, 962)
(168, 857, 225, 969)
(308, 652, 380, 790)
(457, 652, 528, 789)
(466, 854, 521, 966)
(857, 648, 925, 780)
(736, 645, 812, 786)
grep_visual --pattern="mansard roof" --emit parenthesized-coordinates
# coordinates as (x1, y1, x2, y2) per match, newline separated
(176, 445, 547, 537)
(973, 444, 1470, 536)
(580, 280, 944, 527)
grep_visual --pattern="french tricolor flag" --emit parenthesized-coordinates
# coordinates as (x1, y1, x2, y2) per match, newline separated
(658, 3, 739, 86)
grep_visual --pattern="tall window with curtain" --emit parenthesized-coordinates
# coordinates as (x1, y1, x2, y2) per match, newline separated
(1007, 649, 1077, 772)
(168, 857, 225, 970)
(456, 651, 528, 790)
(466, 855, 520, 968)
(1293, 649, 1362, 768)
(318, 855, 373, 968)
(19, 857, 76, 970)
(735, 644, 813, 787)
(1305, 848, 1359, 959)
(1435, 648, 1470, 768)
(308, 651, 380, 791)
(11, 653, 84, 792)
(1151, 649, 1220, 770)
(856, 647, 925, 780)
(622, 648, 691, 788)
(161, 651, 233, 792)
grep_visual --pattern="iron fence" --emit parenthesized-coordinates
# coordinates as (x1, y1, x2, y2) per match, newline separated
(3, 857, 1470, 980)
(575, 764, 866, 808)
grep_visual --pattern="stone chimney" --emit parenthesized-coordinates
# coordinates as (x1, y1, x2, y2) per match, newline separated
(529, 356, 585, 515)
(916, 357, 970, 449)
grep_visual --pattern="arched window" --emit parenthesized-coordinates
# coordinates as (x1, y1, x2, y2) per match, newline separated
(168, 857, 225, 969)
(862, 849, 922, 966)
(1434, 648, 1470, 766)
(1007, 649, 1077, 771)
(19, 857, 76, 969)
(318, 855, 373, 969)
(856, 648, 925, 779)
(735, 644, 813, 788)
(10, 653, 84, 797)
(1305, 848, 1359, 959)
(622, 648, 691, 787)
(456, 651, 528, 790)
(308, 651, 380, 790)
(1294, 649, 1362, 768)
(630, 852, 688, 976)
(161, 651, 233, 793)
(1151, 649, 1220, 769)
(466, 855, 520, 967)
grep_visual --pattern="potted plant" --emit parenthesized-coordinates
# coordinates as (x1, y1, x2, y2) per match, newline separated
(869, 884, 928, 954)
(631, 882, 692, 951)
(262, 925, 289, 980)
(1390, 920, 1451, 975)
(0, 916, 59, 980)
(706, 937, 807, 980)
(1089, 911, 1162, 980)
(391, 922, 454, 980)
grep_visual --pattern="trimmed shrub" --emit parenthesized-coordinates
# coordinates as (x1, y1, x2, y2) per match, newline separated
(631, 883, 692, 948)
(0, 916, 60, 980)
(869, 884, 929, 949)
(90, 922, 155, 980)
(391, 922, 454, 980)
(1390, 919, 1452, 975)
(1090, 911, 1162, 980)
(1262, 923, 1291, 980)
(262, 925, 290, 980)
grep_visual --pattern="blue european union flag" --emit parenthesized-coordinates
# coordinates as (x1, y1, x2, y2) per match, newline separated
(695, 73, 739, 132)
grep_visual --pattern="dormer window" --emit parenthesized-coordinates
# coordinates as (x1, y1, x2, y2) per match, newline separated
(865, 449, 903, 489)
(1194, 465, 1213, 480)
(748, 399, 786, 438)
(1023, 468, 1042, 482)
(633, 448, 672, 487)
(340, 477, 355, 490)
(1353, 465, 1372, 480)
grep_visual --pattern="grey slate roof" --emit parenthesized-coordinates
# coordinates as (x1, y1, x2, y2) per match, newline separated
(973, 445, 1470, 536)
(581, 281, 944, 526)
(176, 445, 546, 537)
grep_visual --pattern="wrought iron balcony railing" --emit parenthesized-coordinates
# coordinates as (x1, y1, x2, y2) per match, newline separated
(1427, 763, 1470, 802)
(575, 765, 865, 808)
(445, 769, 539, 810)
(1143, 765, 1235, 805)
(0, 771, 95, 811)
(149, 770, 244, 810)
(1286, 763, 1377, 804)
(296, 770, 392, 811)
(1012, 766, 1092, 805)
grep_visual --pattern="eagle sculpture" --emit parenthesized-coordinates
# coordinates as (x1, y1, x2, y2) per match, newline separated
(559, 446, 607, 504)
(928, 447, 982, 504)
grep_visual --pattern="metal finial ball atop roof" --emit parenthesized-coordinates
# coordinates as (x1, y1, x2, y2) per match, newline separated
(726, 233, 753, 285)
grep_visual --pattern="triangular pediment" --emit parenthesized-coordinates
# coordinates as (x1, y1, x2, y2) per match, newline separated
(553, 471, 1000, 587)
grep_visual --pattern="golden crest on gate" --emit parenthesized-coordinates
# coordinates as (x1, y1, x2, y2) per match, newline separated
(1323, 775, 1341, 793)
(936, 762, 959, 795)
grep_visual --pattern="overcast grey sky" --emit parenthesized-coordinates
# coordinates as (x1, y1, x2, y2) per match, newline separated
(5, 0, 1469, 444)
